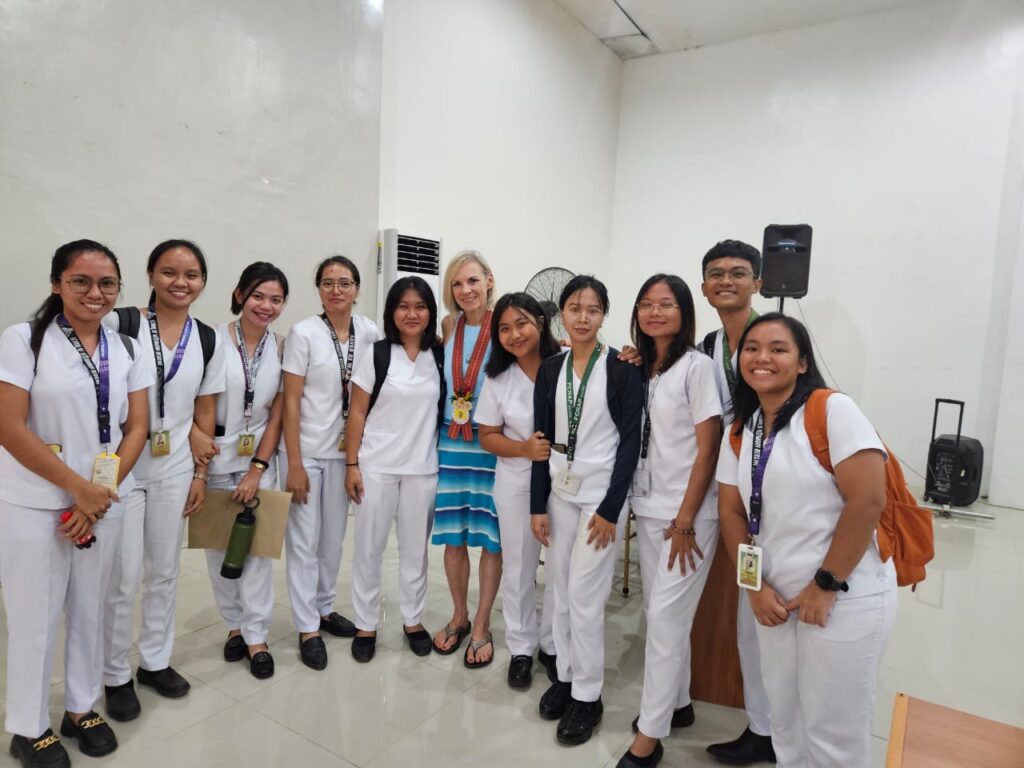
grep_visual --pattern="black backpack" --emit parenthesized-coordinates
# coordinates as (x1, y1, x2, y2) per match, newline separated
(701, 329, 718, 358)
(115, 306, 215, 375)
(367, 339, 446, 428)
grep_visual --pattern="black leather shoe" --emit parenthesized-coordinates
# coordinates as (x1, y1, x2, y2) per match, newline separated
(224, 634, 246, 662)
(616, 740, 664, 768)
(352, 636, 376, 663)
(104, 680, 141, 722)
(137, 666, 190, 698)
(632, 703, 695, 733)
(537, 649, 557, 683)
(538, 680, 572, 720)
(319, 612, 357, 637)
(59, 711, 117, 757)
(246, 648, 275, 679)
(9, 729, 70, 768)
(300, 635, 328, 670)
(557, 697, 603, 746)
(707, 727, 776, 765)
(507, 655, 533, 689)
(404, 628, 432, 657)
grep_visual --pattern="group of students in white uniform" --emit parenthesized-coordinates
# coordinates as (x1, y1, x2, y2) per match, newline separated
(0, 237, 897, 768)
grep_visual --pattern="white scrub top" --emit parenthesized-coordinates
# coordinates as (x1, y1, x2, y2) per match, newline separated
(475, 363, 535, 496)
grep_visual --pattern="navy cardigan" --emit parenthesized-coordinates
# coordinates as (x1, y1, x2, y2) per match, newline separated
(529, 348, 643, 524)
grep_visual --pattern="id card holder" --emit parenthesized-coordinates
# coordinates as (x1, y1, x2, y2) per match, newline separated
(631, 468, 651, 498)
(737, 543, 763, 591)
(92, 452, 121, 493)
(337, 435, 346, 451)
(150, 430, 171, 457)
(237, 433, 256, 457)
(554, 470, 582, 496)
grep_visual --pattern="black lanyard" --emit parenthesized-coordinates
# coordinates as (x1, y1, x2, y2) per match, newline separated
(639, 373, 660, 461)
(147, 308, 192, 422)
(321, 314, 355, 418)
(235, 320, 270, 424)
(564, 344, 602, 465)
(56, 315, 111, 446)
(748, 412, 777, 538)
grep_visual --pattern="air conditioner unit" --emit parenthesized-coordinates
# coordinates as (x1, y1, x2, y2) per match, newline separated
(376, 229, 442, 330)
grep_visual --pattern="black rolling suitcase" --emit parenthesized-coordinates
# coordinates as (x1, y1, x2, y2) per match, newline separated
(924, 399, 983, 507)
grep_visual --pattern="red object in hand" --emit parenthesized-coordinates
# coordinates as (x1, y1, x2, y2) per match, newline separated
(60, 510, 96, 549)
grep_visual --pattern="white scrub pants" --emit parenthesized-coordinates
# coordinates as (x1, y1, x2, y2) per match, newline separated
(755, 589, 897, 768)
(351, 472, 437, 630)
(739, 583, 772, 735)
(635, 514, 718, 738)
(495, 487, 554, 657)
(104, 470, 191, 685)
(283, 456, 349, 633)
(1, 501, 123, 737)
(546, 494, 627, 703)
(204, 467, 278, 645)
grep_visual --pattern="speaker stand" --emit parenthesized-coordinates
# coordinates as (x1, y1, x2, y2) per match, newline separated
(777, 297, 786, 314)
(922, 502, 995, 522)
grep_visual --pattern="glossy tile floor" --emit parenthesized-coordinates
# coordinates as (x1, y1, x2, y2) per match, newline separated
(0, 499, 1021, 767)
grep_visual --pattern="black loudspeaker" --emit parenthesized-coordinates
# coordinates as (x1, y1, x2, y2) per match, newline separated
(924, 399, 983, 507)
(761, 224, 813, 298)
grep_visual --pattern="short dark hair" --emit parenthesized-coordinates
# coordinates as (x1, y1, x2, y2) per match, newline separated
(147, 239, 208, 305)
(315, 255, 360, 287)
(559, 274, 609, 313)
(701, 239, 762, 278)
(629, 274, 696, 377)
(485, 292, 562, 378)
(382, 276, 438, 351)
(230, 262, 290, 314)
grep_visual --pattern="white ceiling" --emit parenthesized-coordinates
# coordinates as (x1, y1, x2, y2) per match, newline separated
(555, 0, 950, 58)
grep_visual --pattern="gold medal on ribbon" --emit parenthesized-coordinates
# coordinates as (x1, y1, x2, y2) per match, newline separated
(451, 395, 472, 426)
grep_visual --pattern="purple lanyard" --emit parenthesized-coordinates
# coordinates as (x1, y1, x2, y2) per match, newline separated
(147, 307, 193, 421)
(56, 315, 111, 446)
(235, 320, 269, 423)
(748, 411, 776, 538)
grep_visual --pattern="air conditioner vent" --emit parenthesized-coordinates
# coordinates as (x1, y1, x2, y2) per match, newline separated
(396, 235, 441, 276)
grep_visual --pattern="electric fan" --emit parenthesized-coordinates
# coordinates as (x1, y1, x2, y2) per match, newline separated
(525, 267, 575, 340)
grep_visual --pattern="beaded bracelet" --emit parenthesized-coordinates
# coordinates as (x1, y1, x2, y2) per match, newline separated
(669, 520, 696, 536)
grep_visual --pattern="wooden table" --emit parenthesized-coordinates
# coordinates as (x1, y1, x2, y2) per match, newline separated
(689, 537, 745, 707)
(887, 693, 1024, 767)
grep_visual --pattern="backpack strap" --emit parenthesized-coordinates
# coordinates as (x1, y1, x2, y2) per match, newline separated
(195, 319, 216, 375)
(701, 330, 718, 357)
(368, 339, 391, 413)
(729, 423, 743, 457)
(118, 333, 135, 360)
(114, 306, 141, 338)
(431, 343, 446, 429)
(803, 388, 837, 475)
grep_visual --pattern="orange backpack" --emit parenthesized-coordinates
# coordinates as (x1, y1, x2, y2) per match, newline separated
(729, 389, 934, 588)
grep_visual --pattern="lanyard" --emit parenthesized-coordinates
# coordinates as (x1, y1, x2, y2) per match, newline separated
(148, 307, 193, 422)
(564, 344, 602, 465)
(748, 411, 777, 538)
(56, 315, 111, 446)
(320, 314, 355, 418)
(639, 373, 660, 461)
(721, 309, 759, 392)
(234, 320, 270, 425)
(448, 311, 493, 440)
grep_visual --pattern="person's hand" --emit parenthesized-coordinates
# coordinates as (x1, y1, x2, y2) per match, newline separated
(287, 464, 310, 505)
(189, 427, 219, 466)
(71, 479, 117, 522)
(618, 345, 644, 367)
(784, 580, 838, 628)
(59, 507, 94, 541)
(345, 466, 364, 504)
(183, 477, 206, 517)
(231, 469, 261, 503)
(748, 583, 789, 627)
(522, 432, 551, 462)
(664, 523, 704, 575)
(531, 513, 550, 546)
(586, 514, 616, 550)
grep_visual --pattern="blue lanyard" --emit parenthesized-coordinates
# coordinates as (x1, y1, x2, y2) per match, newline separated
(147, 307, 193, 421)
(748, 411, 777, 538)
(56, 315, 111, 446)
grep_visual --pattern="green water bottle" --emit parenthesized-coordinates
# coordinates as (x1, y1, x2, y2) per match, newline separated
(221, 497, 259, 579)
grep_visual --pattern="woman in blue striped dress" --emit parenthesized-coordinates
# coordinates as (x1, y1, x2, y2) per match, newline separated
(431, 250, 501, 668)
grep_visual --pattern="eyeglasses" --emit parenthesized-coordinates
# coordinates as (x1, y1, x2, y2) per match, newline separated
(705, 268, 754, 282)
(64, 277, 121, 296)
(636, 301, 679, 315)
(563, 307, 604, 320)
(319, 279, 357, 292)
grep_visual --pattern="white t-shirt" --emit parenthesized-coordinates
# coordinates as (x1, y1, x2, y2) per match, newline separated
(715, 393, 897, 602)
(0, 320, 155, 511)
(350, 343, 439, 475)
(708, 328, 736, 421)
(106, 310, 227, 481)
(210, 324, 282, 476)
(549, 348, 618, 506)
(631, 349, 722, 521)
(475, 363, 535, 496)
(280, 314, 379, 460)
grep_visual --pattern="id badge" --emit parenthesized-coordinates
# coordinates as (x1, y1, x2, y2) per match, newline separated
(554, 470, 582, 496)
(92, 452, 121, 493)
(632, 468, 651, 498)
(237, 433, 256, 457)
(737, 543, 763, 591)
(337, 435, 346, 451)
(150, 430, 171, 457)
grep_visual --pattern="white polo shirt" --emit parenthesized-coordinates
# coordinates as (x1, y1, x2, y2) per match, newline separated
(475, 363, 535, 496)
(707, 328, 736, 420)
(0, 320, 155, 511)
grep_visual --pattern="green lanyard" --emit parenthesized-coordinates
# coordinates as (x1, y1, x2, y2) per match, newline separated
(722, 309, 759, 392)
(564, 343, 603, 465)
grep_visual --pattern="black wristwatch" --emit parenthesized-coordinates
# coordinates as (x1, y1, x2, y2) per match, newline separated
(814, 568, 849, 592)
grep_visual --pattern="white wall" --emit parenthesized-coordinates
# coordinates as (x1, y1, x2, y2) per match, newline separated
(378, 0, 622, 302)
(606, 1, 1024, 506)
(0, 0, 383, 331)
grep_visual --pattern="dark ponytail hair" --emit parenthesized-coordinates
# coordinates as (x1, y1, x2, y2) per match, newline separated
(146, 239, 207, 306)
(730, 312, 827, 439)
(230, 262, 290, 314)
(485, 292, 561, 378)
(629, 274, 696, 377)
(30, 239, 121, 360)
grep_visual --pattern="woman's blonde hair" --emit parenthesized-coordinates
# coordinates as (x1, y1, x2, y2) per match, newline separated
(442, 250, 495, 315)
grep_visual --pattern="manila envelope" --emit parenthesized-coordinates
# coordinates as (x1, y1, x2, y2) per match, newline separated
(187, 489, 292, 559)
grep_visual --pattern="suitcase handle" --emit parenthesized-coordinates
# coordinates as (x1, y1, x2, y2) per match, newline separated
(931, 399, 965, 447)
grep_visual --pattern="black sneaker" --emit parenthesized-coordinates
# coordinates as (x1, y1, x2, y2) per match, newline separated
(299, 635, 328, 670)
(507, 655, 533, 689)
(707, 727, 777, 765)
(9, 729, 70, 768)
(223, 634, 246, 662)
(59, 711, 117, 757)
(538, 680, 572, 720)
(351, 635, 376, 663)
(319, 612, 357, 637)
(632, 703, 695, 733)
(104, 680, 141, 722)
(137, 666, 190, 698)
(556, 697, 603, 746)
(616, 740, 664, 768)
(537, 649, 558, 683)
